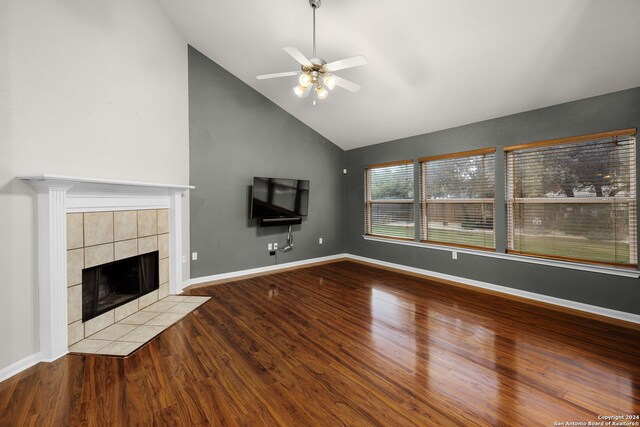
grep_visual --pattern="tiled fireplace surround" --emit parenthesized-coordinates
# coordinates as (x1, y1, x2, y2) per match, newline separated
(66, 209, 171, 346)
(19, 174, 193, 362)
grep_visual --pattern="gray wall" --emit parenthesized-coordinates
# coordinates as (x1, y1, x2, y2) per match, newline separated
(189, 47, 344, 277)
(344, 87, 640, 315)
(188, 44, 639, 315)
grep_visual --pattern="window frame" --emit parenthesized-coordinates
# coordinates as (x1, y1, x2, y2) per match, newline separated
(504, 128, 637, 268)
(364, 159, 415, 241)
(418, 147, 497, 251)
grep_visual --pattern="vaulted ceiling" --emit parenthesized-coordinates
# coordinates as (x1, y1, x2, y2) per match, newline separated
(158, 0, 640, 150)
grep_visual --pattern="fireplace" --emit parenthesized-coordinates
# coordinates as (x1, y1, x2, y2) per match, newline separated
(19, 174, 192, 362)
(82, 251, 159, 322)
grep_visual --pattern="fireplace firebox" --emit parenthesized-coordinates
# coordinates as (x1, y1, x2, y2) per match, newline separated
(82, 251, 159, 322)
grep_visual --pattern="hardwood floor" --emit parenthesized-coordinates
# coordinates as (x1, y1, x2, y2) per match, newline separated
(1, 260, 639, 426)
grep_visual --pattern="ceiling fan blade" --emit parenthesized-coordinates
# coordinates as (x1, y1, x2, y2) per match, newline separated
(283, 47, 313, 67)
(256, 71, 298, 80)
(325, 56, 367, 72)
(332, 75, 361, 93)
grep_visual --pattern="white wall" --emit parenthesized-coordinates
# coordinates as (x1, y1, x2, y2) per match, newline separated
(0, 0, 190, 372)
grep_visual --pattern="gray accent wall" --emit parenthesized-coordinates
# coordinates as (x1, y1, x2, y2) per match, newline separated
(344, 87, 640, 315)
(188, 46, 344, 277)
(188, 44, 639, 315)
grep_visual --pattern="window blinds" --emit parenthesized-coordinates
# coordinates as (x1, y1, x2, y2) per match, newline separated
(419, 148, 496, 250)
(505, 129, 637, 266)
(365, 160, 414, 240)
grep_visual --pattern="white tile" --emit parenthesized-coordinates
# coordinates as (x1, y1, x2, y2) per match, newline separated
(115, 239, 137, 261)
(157, 233, 169, 259)
(67, 284, 82, 323)
(69, 339, 113, 353)
(119, 325, 166, 343)
(138, 290, 158, 309)
(159, 258, 169, 284)
(137, 236, 158, 255)
(158, 283, 170, 299)
(68, 321, 84, 346)
(161, 295, 188, 303)
(157, 209, 169, 234)
(67, 213, 84, 250)
(182, 296, 210, 303)
(96, 341, 143, 356)
(167, 302, 204, 314)
(84, 243, 114, 268)
(141, 301, 179, 313)
(137, 210, 157, 237)
(67, 249, 84, 287)
(114, 299, 139, 322)
(114, 210, 137, 242)
(84, 212, 114, 247)
(119, 311, 159, 325)
(87, 323, 137, 341)
(84, 309, 115, 337)
(144, 312, 186, 327)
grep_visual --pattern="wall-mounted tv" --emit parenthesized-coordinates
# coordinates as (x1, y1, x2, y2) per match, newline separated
(251, 177, 309, 226)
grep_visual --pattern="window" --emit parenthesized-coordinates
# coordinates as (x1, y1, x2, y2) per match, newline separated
(505, 129, 637, 267)
(365, 160, 414, 240)
(419, 148, 496, 250)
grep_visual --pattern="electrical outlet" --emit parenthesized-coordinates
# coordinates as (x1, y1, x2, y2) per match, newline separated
(343, 169, 348, 174)
(192, 252, 198, 261)
(268, 243, 273, 251)
(319, 237, 323, 244)
(452, 251, 457, 260)
(273, 243, 278, 250)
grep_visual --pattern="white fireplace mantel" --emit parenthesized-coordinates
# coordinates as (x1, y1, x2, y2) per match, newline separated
(19, 174, 194, 362)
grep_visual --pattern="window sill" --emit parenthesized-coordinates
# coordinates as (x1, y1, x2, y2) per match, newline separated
(362, 235, 640, 278)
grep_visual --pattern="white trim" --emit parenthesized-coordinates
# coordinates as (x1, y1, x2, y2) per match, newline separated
(17, 174, 194, 191)
(0, 353, 42, 383)
(19, 174, 193, 363)
(67, 196, 169, 212)
(345, 254, 640, 326)
(185, 254, 350, 287)
(4, 249, 638, 383)
(186, 251, 640, 326)
(36, 185, 73, 360)
(512, 197, 634, 204)
(423, 198, 494, 204)
(170, 192, 185, 294)
(362, 235, 640, 278)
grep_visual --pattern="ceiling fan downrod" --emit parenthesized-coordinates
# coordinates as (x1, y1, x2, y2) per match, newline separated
(310, 0, 320, 59)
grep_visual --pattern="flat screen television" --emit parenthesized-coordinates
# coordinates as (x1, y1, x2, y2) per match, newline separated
(251, 177, 309, 226)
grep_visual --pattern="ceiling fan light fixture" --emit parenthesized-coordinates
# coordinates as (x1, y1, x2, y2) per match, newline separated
(322, 74, 336, 90)
(316, 85, 328, 100)
(294, 85, 308, 97)
(299, 73, 312, 87)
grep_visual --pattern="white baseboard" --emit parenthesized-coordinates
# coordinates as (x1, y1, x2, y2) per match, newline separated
(186, 252, 640, 326)
(0, 352, 42, 383)
(185, 253, 350, 287)
(345, 254, 640, 326)
(5, 252, 637, 383)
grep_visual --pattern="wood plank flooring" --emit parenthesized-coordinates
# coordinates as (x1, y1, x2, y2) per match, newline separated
(1, 260, 639, 426)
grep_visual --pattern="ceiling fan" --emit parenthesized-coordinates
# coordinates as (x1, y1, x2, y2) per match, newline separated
(257, 0, 367, 104)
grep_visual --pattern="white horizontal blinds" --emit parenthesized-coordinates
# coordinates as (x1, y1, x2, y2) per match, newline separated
(365, 161, 414, 240)
(420, 149, 496, 249)
(505, 129, 637, 266)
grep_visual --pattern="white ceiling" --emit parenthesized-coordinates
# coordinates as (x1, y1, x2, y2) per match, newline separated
(158, 0, 640, 150)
